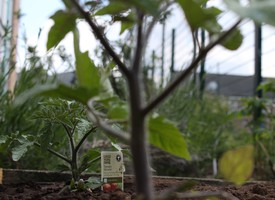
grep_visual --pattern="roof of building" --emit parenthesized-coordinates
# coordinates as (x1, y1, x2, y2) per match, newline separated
(204, 73, 275, 98)
(56, 71, 275, 98)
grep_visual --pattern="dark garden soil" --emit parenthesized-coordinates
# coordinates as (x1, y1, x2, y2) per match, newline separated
(1, 175, 275, 200)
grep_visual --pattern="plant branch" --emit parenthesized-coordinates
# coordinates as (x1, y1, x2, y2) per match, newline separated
(87, 99, 130, 144)
(78, 156, 101, 173)
(71, 121, 79, 136)
(75, 126, 97, 154)
(62, 123, 75, 150)
(142, 19, 242, 116)
(34, 142, 71, 164)
(70, 0, 131, 79)
(144, 1, 173, 43)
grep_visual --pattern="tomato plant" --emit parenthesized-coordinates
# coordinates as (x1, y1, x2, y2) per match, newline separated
(14, 0, 275, 199)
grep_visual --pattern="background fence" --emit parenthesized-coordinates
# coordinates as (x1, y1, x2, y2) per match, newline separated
(144, 3, 275, 99)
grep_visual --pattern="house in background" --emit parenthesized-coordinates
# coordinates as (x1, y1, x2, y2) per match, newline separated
(57, 71, 275, 99)
(0, 0, 20, 93)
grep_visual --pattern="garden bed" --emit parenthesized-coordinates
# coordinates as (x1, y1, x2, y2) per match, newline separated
(1, 169, 275, 199)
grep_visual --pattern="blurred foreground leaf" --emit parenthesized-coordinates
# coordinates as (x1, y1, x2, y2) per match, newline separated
(14, 83, 97, 106)
(219, 145, 254, 185)
(177, 0, 222, 34)
(47, 10, 77, 50)
(73, 29, 101, 93)
(225, 0, 275, 26)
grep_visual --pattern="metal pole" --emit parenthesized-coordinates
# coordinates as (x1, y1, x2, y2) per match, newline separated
(160, 21, 165, 88)
(253, 23, 262, 125)
(192, 30, 198, 84)
(170, 29, 175, 75)
(199, 28, 206, 94)
(254, 23, 262, 98)
(151, 50, 155, 81)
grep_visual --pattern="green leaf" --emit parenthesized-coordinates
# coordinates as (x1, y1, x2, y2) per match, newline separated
(62, 0, 74, 10)
(107, 104, 128, 120)
(129, 0, 159, 16)
(97, 0, 159, 16)
(73, 29, 101, 92)
(220, 29, 243, 50)
(79, 149, 101, 173)
(12, 137, 33, 161)
(14, 83, 97, 107)
(224, 0, 275, 26)
(85, 177, 102, 190)
(47, 10, 77, 50)
(148, 115, 190, 160)
(95, 2, 129, 16)
(118, 13, 135, 35)
(177, 0, 222, 33)
(38, 124, 55, 150)
(0, 135, 8, 144)
(219, 145, 254, 185)
(120, 21, 134, 35)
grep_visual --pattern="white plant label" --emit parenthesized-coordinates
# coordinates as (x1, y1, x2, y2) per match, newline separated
(101, 151, 124, 191)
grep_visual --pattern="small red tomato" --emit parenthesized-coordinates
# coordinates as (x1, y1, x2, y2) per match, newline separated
(103, 183, 111, 192)
(110, 183, 118, 191)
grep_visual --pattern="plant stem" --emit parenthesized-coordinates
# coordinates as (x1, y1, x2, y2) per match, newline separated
(61, 123, 79, 181)
(74, 126, 97, 154)
(87, 101, 130, 143)
(34, 142, 71, 164)
(62, 123, 75, 150)
(71, 150, 79, 181)
(129, 76, 153, 199)
(128, 12, 154, 200)
(142, 19, 242, 116)
(70, 0, 131, 79)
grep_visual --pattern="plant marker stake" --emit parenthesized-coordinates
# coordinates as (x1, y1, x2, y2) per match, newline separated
(0, 168, 2, 184)
(101, 151, 124, 191)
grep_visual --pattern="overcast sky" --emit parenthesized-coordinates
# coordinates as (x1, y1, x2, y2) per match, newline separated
(19, 0, 275, 78)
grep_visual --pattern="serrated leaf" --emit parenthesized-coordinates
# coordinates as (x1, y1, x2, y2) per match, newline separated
(38, 124, 54, 150)
(12, 139, 33, 161)
(73, 29, 101, 92)
(224, 0, 275, 26)
(47, 10, 77, 50)
(219, 145, 254, 185)
(177, 0, 222, 33)
(79, 149, 101, 173)
(148, 115, 190, 160)
(0, 135, 8, 144)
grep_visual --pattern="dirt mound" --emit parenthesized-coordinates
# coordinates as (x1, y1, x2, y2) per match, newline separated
(1, 176, 275, 199)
